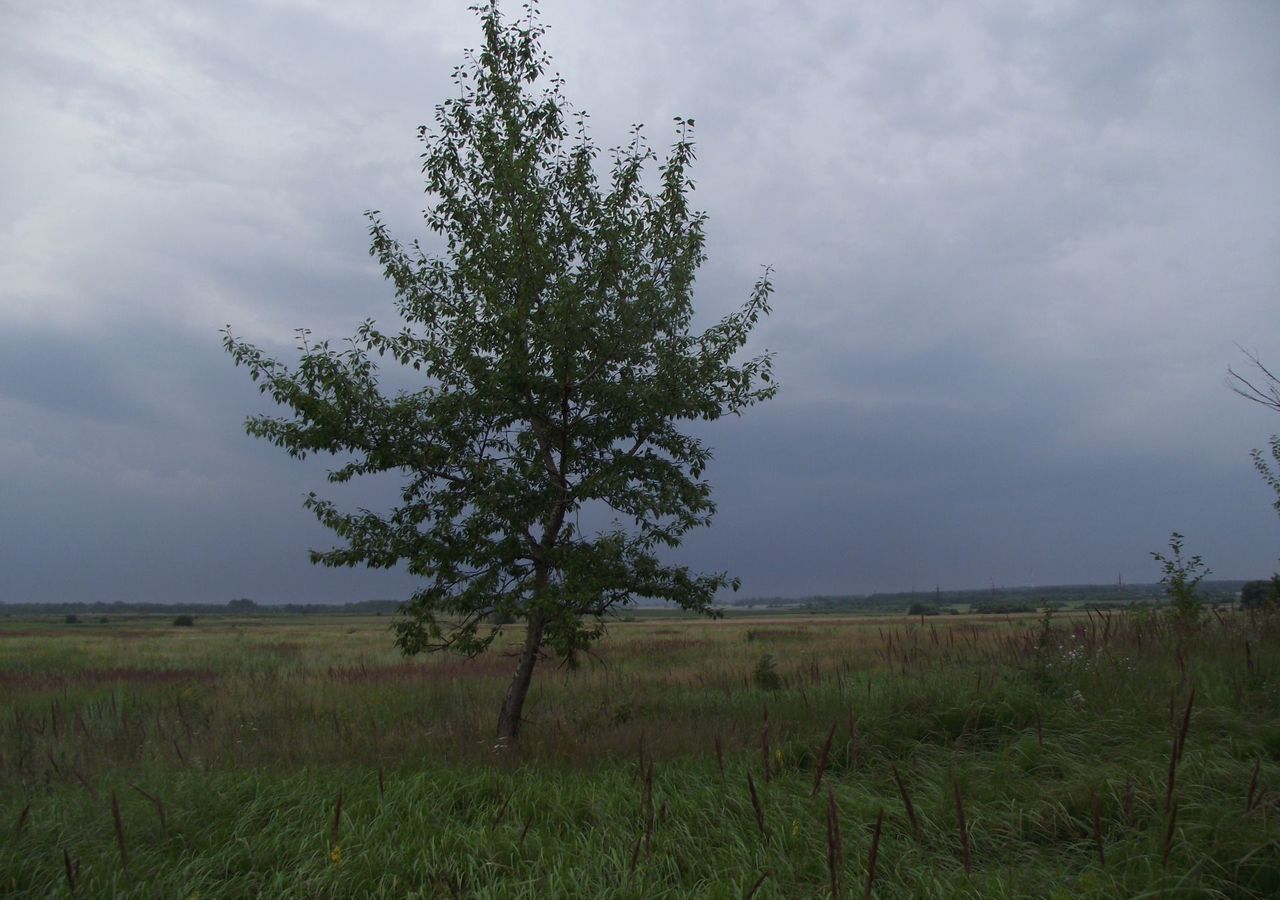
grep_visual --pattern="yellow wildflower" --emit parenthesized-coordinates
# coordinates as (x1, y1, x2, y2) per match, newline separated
(329, 844, 343, 866)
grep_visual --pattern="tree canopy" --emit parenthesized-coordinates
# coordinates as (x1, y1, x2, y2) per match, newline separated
(223, 0, 776, 741)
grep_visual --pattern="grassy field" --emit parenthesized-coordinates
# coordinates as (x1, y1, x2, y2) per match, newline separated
(2, 606, 1277, 897)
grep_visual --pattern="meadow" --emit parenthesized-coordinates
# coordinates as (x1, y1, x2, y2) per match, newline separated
(1, 605, 1277, 897)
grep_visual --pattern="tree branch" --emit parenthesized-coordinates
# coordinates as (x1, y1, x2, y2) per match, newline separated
(1229, 346, 1280, 413)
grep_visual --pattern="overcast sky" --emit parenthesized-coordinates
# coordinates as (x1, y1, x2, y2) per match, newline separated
(3, 0, 1279, 604)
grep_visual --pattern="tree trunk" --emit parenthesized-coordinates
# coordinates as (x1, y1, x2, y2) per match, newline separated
(496, 615, 545, 748)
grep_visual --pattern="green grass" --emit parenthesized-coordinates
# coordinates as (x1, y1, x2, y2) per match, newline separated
(2, 608, 1277, 896)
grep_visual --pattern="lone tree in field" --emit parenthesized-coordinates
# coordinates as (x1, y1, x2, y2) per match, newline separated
(223, 1, 776, 743)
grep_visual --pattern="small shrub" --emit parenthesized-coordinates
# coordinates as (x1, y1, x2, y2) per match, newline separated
(64, 614, 80, 625)
(1151, 532, 1209, 630)
(172, 615, 196, 627)
(753, 652, 782, 691)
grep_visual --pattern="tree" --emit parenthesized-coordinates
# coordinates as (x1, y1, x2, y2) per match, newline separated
(1230, 348, 1280, 512)
(222, 1, 776, 745)
(1240, 579, 1278, 610)
(1230, 348, 1280, 569)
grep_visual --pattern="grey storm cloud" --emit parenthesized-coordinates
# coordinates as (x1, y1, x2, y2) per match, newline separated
(2, 0, 1278, 604)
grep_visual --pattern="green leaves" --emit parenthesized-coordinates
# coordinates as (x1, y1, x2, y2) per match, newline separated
(1250, 436, 1280, 517)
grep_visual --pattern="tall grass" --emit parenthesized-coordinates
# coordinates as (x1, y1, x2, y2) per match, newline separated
(1, 607, 1277, 896)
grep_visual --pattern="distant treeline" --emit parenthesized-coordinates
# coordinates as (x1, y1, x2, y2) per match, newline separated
(736, 580, 1251, 613)
(0, 598, 403, 617)
(4, 579, 1258, 619)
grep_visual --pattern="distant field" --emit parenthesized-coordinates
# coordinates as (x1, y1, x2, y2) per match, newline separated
(2, 608, 1277, 897)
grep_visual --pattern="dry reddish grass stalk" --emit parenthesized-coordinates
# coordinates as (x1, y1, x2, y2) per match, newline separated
(641, 761, 654, 819)
(744, 871, 768, 899)
(1090, 791, 1104, 866)
(953, 779, 971, 874)
(63, 848, 80, 895)
(1161, 801, 1178, 867)
(72, 770, 99, 803)
(848, 709, 859, 766)
(812, 722, 837, 798)
(714, 734, 725, 779)
(1165, 744, 1179, 811)
(130, 783, 168, 842)
(176, 697, 193, 739)
(760, 723, 771, 783)
(826, 786, 842, 897)
(1175, 689, 1195, 764)
(13, 802, 30, 838)
(110, 790, 129, 870)
(864, 808, 884, 900)
(891, 765, 921, 840)
(747, 772, 766, 837)
(642, 761, 655, 855)
(1246, 757, 1262, 812)
(331, 789, 343, 845)
(493, 791, 512, 827)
